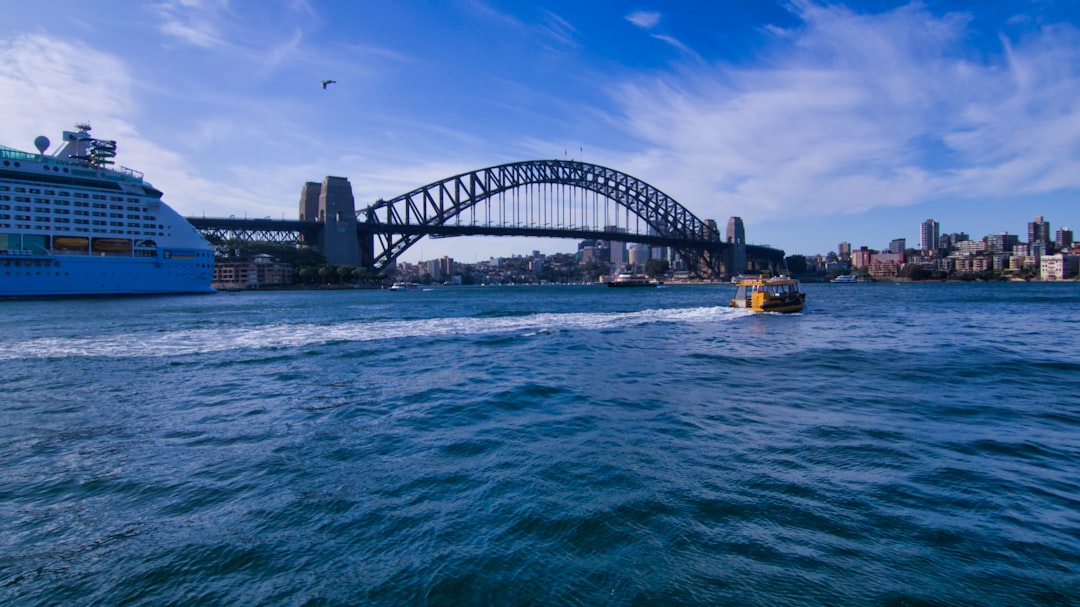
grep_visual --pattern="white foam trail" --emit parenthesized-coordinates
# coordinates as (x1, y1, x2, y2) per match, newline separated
(3, 305, 750, 360)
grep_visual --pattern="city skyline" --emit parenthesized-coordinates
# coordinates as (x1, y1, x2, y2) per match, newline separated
(2, 1, 1079, 262)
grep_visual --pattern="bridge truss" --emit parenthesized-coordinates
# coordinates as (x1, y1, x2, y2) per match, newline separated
(363, 160, 727, 275)
(187, 218, 320, 245)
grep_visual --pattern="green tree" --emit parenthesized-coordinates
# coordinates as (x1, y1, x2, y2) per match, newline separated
(785, 255, 808, 275)
(645, 259, 670, 278)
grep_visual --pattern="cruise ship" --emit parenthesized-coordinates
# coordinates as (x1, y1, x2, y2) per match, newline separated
(1, 124, 214, 296)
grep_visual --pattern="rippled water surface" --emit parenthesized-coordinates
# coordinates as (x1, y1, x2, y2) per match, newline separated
(2, 283, 1078, 605)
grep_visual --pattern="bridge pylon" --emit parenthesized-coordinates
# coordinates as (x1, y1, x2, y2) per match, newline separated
(299, 176, 367, 268)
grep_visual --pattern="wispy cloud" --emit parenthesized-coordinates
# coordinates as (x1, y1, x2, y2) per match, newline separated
(539, 10, 578, 48)
(626, 11, 661, 30)
(625, 10, 699, 59)
(0, 32, 288, 218)
(152, 0, 230, 48)
(609, 2, 1080, 225)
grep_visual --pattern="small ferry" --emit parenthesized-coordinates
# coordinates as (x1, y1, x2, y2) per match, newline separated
(830, 274, 858, 283)
(729, 275, 805, 313)
(388, 281, 419, 291)
(602, 273, 660, 288)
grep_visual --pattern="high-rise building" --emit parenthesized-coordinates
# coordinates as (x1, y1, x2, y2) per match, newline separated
(838, 241, 851, 260)
(628, 244, 650, 269)
(1029, 216, 1051, 245)
(919, 219, 939, 251)
(1055, 227, 1073, 250)
(604, 226, 627, 267)
(888, 238, 906, 254)
(986, 232, 1019, 254)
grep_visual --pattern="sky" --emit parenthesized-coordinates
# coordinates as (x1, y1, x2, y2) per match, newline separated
(2, 0, 1078, 262)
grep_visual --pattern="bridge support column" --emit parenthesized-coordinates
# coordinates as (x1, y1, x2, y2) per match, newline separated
(357, 227, 375, 273)
(299, 176, 360, 266)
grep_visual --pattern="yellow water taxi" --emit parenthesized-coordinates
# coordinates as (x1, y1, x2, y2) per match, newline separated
(729, 275, 806, 313)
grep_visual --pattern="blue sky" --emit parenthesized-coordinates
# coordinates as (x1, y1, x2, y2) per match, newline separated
(2, 1, 1078, 262)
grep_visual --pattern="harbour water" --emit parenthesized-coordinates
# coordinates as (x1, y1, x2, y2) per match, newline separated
(2, 282, 1078, 605)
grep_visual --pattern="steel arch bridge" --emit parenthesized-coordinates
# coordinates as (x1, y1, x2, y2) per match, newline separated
(364, 159, 736, 275)
(189, 159, 786, 277)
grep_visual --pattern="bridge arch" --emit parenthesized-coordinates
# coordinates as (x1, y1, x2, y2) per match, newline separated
(362, 159, 723, 273)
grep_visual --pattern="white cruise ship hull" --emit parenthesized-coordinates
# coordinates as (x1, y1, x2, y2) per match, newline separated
(2, 123, 216, 297)
(1, 252, 214, 297)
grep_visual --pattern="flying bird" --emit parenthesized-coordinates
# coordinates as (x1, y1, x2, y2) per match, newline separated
(321, 79, 336, 89)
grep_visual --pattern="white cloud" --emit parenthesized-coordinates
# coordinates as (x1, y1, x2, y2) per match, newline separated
(609, 2, 1080, 225)
(152, 0, 230, 48)
(626, 11, 661, 30)
(0, 33, 276, 219)
(0, 34, 134, 149)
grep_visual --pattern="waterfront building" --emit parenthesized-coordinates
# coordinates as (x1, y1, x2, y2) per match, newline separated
(1029, 216, 1051, 248)
(438, 256, 454, 278)
(888, 238, 906, 254)
(423, 259, 442, 282)
(1041, 254, 1079, 280)
(851, 246, 875, 269)
(956, 240, 987, 255)
(213, 254, 292, 289)
(919, 219, 940, 251)
(1056, 227, 1073, 250)
(868, 253, 901, 277)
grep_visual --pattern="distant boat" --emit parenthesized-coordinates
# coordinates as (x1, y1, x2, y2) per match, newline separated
(830, 275, 858, 283)
(729, 275, 805, 313)
(388, 282, 419, 291)
(603, 273, 660, 288)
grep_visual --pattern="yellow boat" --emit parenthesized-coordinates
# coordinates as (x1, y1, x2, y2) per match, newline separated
(729, 275, 806, 313)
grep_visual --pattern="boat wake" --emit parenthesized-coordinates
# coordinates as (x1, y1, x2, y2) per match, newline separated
(5, 305, 751, 360)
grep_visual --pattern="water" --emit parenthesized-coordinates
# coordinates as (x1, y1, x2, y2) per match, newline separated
(2, 282, 1078, 606)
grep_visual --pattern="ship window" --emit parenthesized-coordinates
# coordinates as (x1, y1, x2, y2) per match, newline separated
(14, 187, 25, 192)
(29, 189, 40, 194)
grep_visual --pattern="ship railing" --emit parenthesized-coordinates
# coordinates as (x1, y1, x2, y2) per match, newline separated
(0, 146, 40, 161)
(0, 146, 143, 181)
(105, 165, 145, 181)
